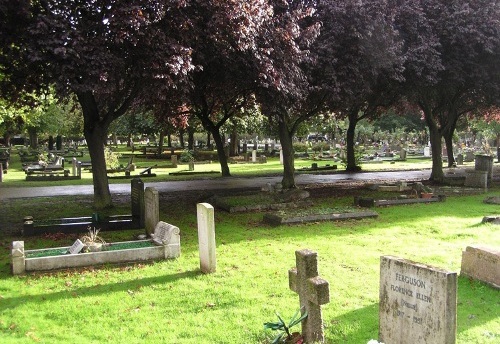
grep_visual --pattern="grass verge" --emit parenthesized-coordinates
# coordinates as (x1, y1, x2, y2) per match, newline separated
(0, 186, 499, 343)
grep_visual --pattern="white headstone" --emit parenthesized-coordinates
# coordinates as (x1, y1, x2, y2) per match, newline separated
(152, 221, 178, 245)
(252, 150, 257, 163)
(379, 256, 457, 344)
(72, 157, 77, 176)
(68, 239, 85, 254)
(144, 187, 159, 235)
(423, 146, 431, 157)
(11, 241, 26, 275)
(279, 149, 284, 165)
(197, 203, 216, 273)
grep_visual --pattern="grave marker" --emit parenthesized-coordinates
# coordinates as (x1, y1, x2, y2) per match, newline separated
(151, 221, 180, 259)
(252, 150, 257, 163)
(460, 245, 499, 289)
(379, 256, 457, 344)
(68, 239, 85, 254)
(11, 241, 25, 275)
(288, 249, 330, 343)
(197, 203, 216, 273)
(144, 187, 159, 235)
(131, 178, 145, 227)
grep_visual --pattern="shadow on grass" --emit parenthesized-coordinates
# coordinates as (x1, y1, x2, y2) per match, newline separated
(323, 277, 499, 342)
(0, 268, 200, 311)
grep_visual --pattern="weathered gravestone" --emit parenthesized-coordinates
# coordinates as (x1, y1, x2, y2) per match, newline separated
(151, 221, 181, 258)
(460, 245, 499, 289)
(252, 150, 257, 163)
(288, 249, 330, 343)
(68, 239, 84, 254)
(171, 154, 178, 168)
(11, 241, 25, 275)
(131, 178, 145, 228)
(197, 203, 216, 273)
(144, 187, 159, 236)
(379, 256, 457, 344)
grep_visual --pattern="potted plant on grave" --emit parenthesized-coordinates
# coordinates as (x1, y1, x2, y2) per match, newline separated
(80, 226, 106, 252)
(264, 309, 307, 344)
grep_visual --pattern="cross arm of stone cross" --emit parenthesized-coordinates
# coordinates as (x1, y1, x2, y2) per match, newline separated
(289, 268, 330, 305)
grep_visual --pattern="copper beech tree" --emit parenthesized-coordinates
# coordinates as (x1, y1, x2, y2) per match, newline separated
(0, 0, 194, 208)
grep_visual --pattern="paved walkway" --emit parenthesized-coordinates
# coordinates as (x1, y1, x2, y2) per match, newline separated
(0, 169, 435, 200)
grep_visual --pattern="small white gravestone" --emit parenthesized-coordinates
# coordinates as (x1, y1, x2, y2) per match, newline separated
(151, 221, 181, 258)
(152, 221, 178, 245)
(252, 150, 257, 163)
(197, 203, 216, 273)
(279, 149, 284, 165)
(11, 241, 26, 275)
(68, 239, 85, 254)
(423, 146, 431, 157)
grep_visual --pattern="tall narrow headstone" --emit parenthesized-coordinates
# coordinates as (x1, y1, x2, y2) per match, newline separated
(144, 187, 159, 236)
(423, 146, 431, 157)
(171, 154, 178, 168)
(72, 157, 77, 176)
(252, 150, 257, 163)
(288, 249, 330, 343)
(131, 178, 145, 227)
(379, 256, 457, 344)
(197, 203, 216, 273)
(279, 149, 284, 165)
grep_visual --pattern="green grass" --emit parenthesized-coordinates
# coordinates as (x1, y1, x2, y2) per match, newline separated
(0, 145, 451, 187)
(0, 185, 499, 343)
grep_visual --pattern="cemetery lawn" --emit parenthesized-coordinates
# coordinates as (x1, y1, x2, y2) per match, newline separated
(0, 186, 499, 343)
(1, 144, 444, 187)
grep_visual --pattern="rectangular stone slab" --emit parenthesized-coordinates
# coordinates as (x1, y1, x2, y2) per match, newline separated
(379, 256, 457, 344)
(460, 245, 500, 289)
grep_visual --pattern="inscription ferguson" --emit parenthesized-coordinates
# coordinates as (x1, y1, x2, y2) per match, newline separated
(379, 255, 457, 344)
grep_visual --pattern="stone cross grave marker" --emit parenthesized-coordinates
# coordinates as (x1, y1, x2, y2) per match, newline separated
(197, 203, 216, 273)
(131, 178, 145, 227)
(379, 255, 457, 344)
(144, 187, 159, 236)
(288, 249, 330, 343)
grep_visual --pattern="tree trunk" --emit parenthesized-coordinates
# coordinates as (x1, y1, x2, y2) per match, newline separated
(178, 128, 185, 148)
(345, 111, 360, 172)
(229, 127, 238, 156)
(158, 131, 165, 155)
(443, 130, 455, 167)
(277, 116, 296, 189)
(206, 132, 211, 149)
(428, 123, 444, 182)
(187, 127, 195, 150)
(78, 92, 113, 209)
(28, 128, 38, 149)
(211, 128, 231, 177)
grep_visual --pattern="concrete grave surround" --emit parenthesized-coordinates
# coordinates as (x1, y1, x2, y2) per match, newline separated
(379, 256, 457, 344)
(197, 203, 216, 273)
(288, 249, 330, 343)
(144, 187, 159, 235)
(11, 228, 180, 275)
(460, 245, 499, 289)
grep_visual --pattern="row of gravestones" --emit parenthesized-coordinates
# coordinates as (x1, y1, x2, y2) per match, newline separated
(284, 247, 498, 344)
(131, 178, 216, 274)
(132, 178, 499, 344)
